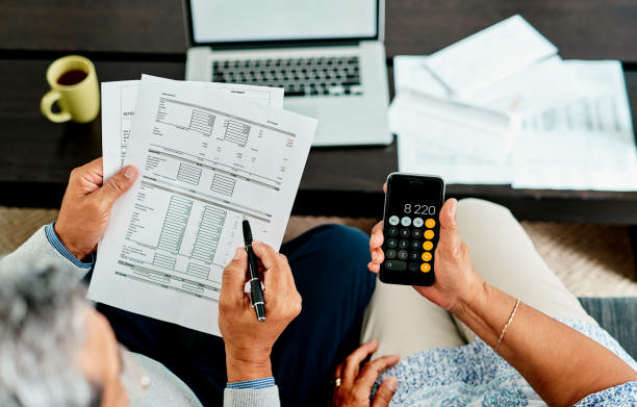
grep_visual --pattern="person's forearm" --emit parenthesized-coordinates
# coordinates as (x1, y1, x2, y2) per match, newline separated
(226, 354, 273, 383)
(0, 225, 92, 277)
(453, 283, 637, 407)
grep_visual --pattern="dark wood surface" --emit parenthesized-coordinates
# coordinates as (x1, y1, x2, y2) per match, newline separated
(3, 0, 636, 61)
(1, 1, 637, 223)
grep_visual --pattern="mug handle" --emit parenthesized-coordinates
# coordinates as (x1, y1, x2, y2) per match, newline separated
(40, 90, 72, 123)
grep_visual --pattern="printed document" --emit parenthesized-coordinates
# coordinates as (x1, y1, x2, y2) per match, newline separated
(390, 91, 515, 184)
(424, 15, 557, 96)
(462, 56, 582, 116)
(90, 75, 316, 335)
(391, 16, 637, 190)
(394, 55, 581, 117)
(102, 80, 284, 181)
(513, 61, 637, 191)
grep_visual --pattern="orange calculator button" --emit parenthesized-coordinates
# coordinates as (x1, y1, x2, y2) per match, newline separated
(425, 218, 436, 228)
(424, 230, 435, 240)
(422, 241, 433, 251)
(420, 263, 431, 273)
(421, 252, 432, 262)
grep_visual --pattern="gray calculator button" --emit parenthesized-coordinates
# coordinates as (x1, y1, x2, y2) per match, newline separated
(389, 216, 400, 226)
(397, 250, 409, 260)
(412, 229, 422, 239)
(387, 227, 399, 237)
(401, 216, 412, 227)
(400, 228, 410, 238)
(413, 217, 424, 228)
(386, 238, 398, 249)
(408, 262, 419, 272)
(384, 260, 407, 271)
(410, 240, 420, 250)
(386, 249, 397, 259)
(399, 239, 409, 249)
(409, 252, 419, 261)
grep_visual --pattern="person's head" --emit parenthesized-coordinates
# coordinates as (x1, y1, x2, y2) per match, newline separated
(0, 260, 131, 407)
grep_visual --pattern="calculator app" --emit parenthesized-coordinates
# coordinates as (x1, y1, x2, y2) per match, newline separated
(381, 174, 444, 286)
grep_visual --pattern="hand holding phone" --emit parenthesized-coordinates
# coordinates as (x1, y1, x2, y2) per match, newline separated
(378, 173, 445, 286)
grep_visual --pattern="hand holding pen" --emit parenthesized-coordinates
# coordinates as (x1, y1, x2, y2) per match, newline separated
(218, 223, 302, 382)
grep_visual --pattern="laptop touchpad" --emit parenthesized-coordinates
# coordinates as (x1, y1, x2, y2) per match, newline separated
(286, 104, 318, 119)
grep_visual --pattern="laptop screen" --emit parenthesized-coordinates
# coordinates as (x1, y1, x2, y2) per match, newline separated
(188, 0, 378, 44)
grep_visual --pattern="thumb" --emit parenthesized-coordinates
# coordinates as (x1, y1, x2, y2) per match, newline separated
(372, 377, 398, 407)
(99, 165, 138, 209)
(437, 198, 460, 250)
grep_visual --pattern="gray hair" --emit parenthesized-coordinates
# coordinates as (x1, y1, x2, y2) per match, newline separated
(0, 259, 102, 407)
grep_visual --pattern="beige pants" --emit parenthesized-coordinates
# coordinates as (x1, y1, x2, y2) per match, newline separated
(361, 198, 597, 359)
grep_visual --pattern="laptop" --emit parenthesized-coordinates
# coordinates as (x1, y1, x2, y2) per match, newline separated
(183, 0, 392, 147)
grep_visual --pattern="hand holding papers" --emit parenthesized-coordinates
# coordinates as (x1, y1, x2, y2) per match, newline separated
(90, 75, 316, 335)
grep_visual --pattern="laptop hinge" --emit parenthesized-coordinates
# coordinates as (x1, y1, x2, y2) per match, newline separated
(201, 39, 365, 52)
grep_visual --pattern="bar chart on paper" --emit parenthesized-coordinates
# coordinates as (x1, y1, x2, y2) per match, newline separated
(106, 81, 299, 304)
(90, 74, 316, 335)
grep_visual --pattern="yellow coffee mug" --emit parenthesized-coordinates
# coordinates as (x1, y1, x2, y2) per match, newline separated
(40, 55, 100, 123)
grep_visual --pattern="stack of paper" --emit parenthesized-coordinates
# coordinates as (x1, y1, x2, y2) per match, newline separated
(90, 75, 317, 335)
(391, 15, 637, 190)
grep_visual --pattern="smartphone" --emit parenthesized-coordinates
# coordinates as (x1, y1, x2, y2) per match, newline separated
(379, 173, 445, 286)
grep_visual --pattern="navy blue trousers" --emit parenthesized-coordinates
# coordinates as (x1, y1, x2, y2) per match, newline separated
(95, 224, 376, 407)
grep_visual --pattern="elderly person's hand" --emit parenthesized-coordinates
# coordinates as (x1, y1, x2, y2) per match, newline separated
(331, 339, 399, 407)
(368, 197, 485, 313)
(55, 157, 138, 260)
(370, 189, 637, 406)
(219, 240, 302, 382)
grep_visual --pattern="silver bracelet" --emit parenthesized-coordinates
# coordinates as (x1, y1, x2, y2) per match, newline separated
(494, 298, 521, 353)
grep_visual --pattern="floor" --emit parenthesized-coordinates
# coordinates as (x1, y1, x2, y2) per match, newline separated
(2, 206, 636, 297)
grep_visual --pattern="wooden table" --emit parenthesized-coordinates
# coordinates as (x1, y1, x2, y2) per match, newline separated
(1, 0, 637, 223)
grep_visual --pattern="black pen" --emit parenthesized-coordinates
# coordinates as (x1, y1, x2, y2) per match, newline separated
(242, 219, 266, 322)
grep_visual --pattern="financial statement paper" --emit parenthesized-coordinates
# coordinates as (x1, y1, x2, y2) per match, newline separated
(90, 75, 316, 335)
(101, 80, 284, 181)
(513, 60, 637, 191)
(424, 15, 557, 96)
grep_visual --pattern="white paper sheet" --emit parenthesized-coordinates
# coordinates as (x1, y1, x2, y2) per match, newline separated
(101, 80, 284, 181)
(513, 61, 637, 191)
(393, 56, 451, 99)
(394, 55, 581, 117)
(462, 56, 583, 115)
(424, 15, 557, 96)
(390, 91, 514, 184)
(90, 75, 316, 336)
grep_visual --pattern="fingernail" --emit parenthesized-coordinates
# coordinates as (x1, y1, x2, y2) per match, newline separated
(450, 199, 457, 217)
(234, 248, 246, 259)
(252, 240, 259, 248)
(124, 166, 137, 179)
(388, 377, 398, 391)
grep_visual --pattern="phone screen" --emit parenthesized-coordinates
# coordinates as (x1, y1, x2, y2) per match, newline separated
(380, 173, 445, 286)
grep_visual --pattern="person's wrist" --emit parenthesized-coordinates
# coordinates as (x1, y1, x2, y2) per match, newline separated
(226, 351, 273, 383)
(54, 222, 92, 261)
(450, 277, 490, 319)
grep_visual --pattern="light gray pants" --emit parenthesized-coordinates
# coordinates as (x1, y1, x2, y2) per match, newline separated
(361, 198, 597, 359)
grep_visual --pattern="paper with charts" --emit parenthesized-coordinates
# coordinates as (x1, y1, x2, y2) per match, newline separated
(101, 80, 284, 181)
(89, 75, 317, 336)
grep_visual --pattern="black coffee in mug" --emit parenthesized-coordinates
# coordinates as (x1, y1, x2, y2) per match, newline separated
(57, 69, 88, 86)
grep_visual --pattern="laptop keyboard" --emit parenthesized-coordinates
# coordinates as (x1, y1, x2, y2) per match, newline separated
(212, 56, 362, 97)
